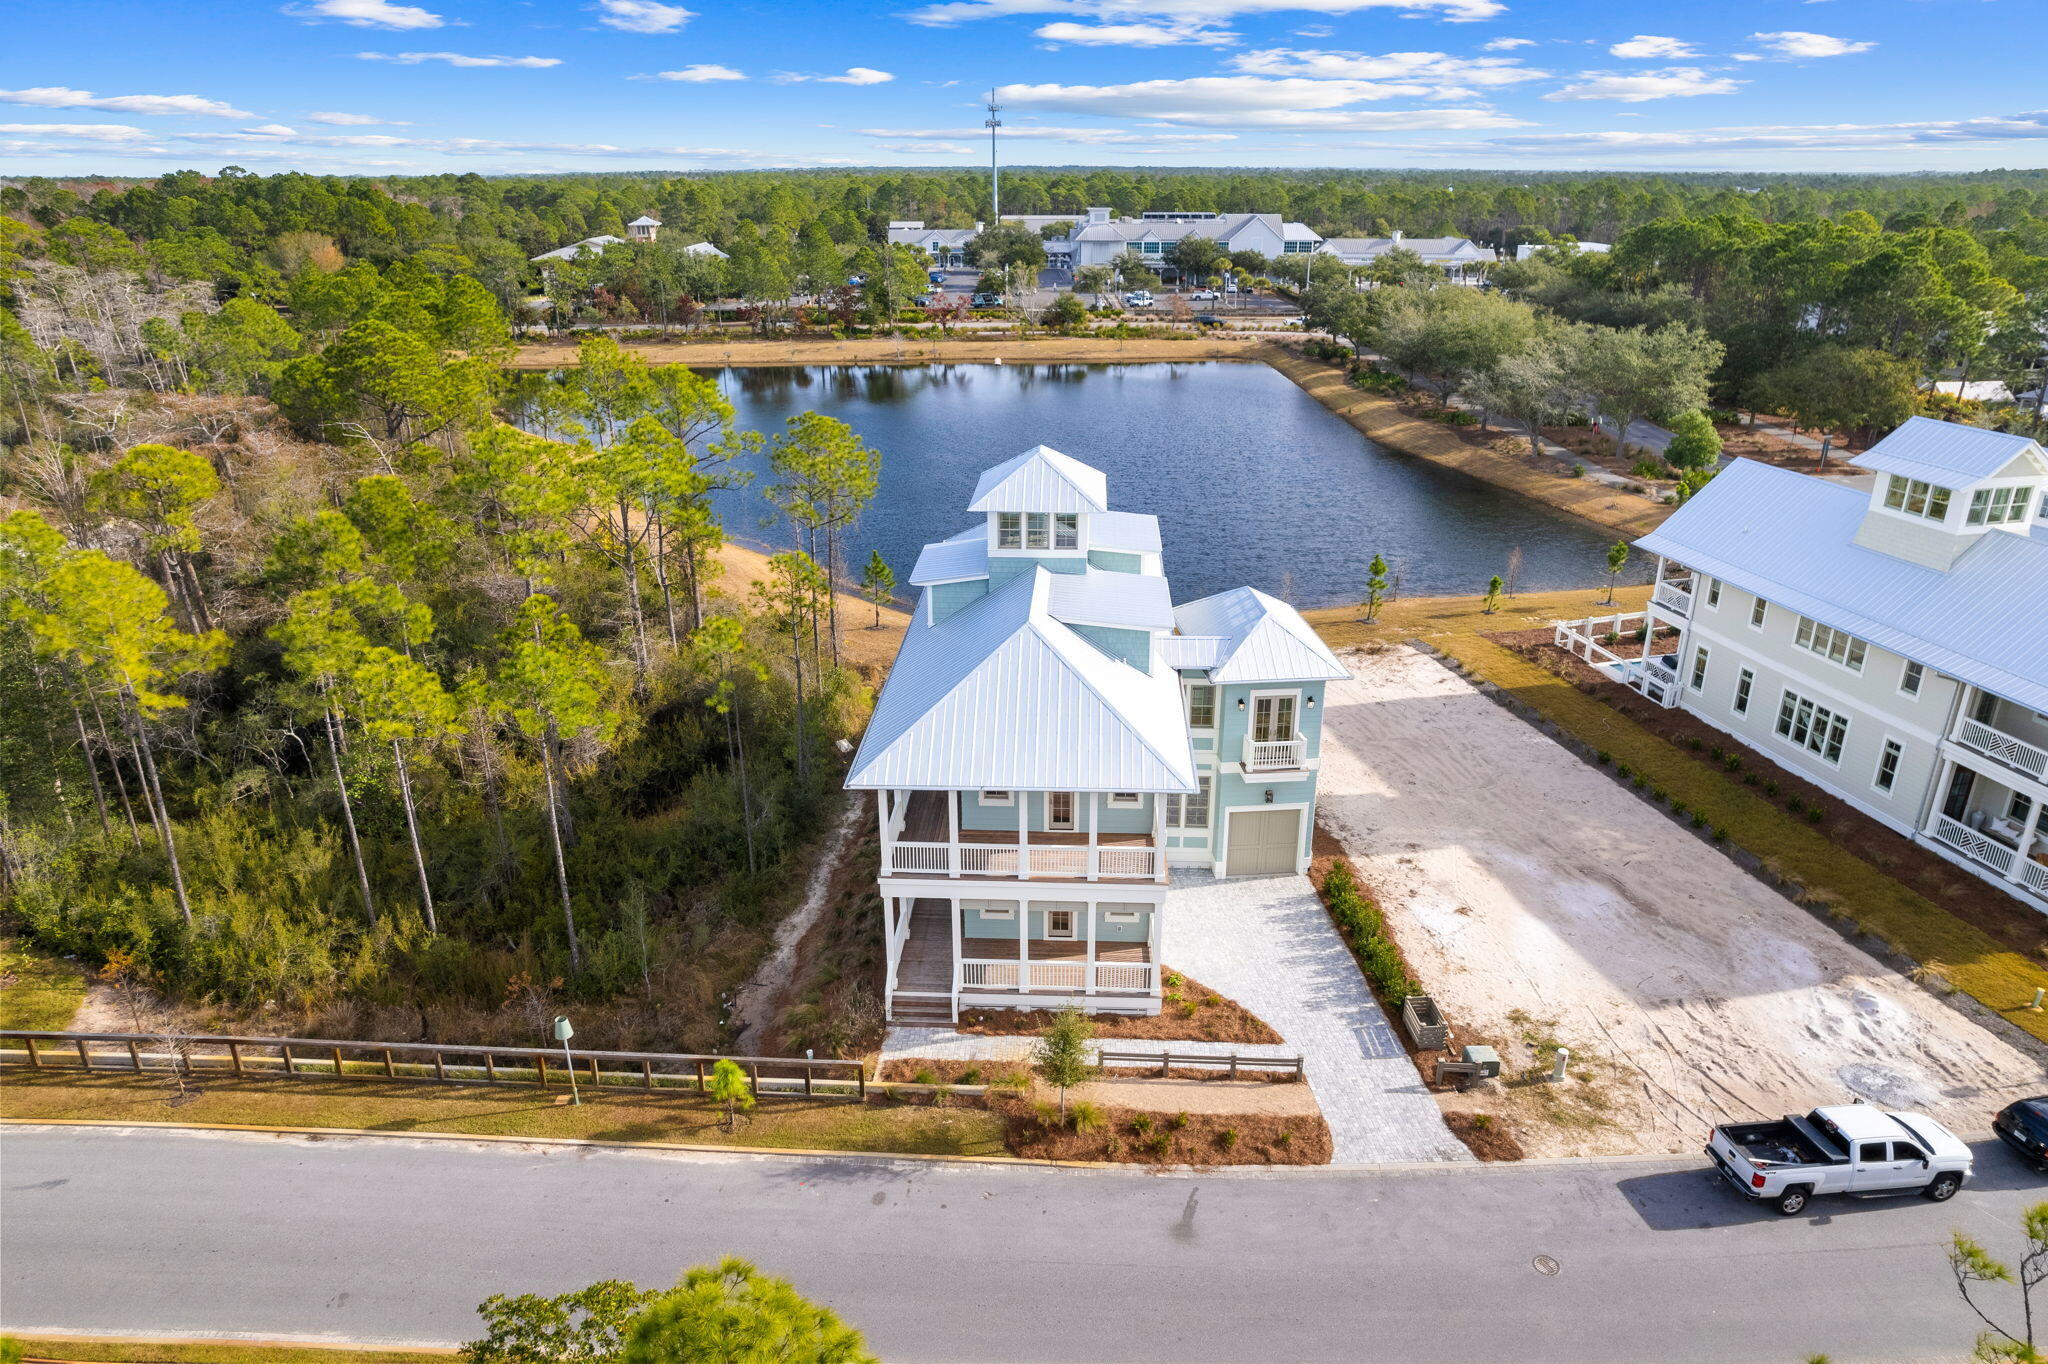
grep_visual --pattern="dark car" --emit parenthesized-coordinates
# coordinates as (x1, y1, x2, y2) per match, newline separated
(1192, 314, 1225, 327)
(970, 292, 1005, 308)
(1994, 1097, 2048, 1167)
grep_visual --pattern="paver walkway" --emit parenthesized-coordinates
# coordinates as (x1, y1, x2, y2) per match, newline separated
(884, 871, 1469, 1165)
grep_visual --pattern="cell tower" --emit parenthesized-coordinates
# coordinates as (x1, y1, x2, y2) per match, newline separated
(985, 88, 1002, 221)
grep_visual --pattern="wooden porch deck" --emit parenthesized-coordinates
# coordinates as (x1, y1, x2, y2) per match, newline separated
(900, 789, 1153, 848)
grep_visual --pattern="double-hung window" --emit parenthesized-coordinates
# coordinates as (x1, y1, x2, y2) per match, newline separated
(1705, 578, 1722, 608)
(1106, 792, 1143, 809)
(1900, 661, 1924, 697)
(996, 513, 1022, 549)
(1053, 513, 1079, 549)
(1968, 485, 2036, 526)
(1884, 475, 1953, 522)
(1165, 775, 1212, 830)
(1185, 684, 1216, 729)
(1776, 689, 1849, 764)
(1750, 598, 1768, 630)
(1024, 513, 1051, 550)
(1794, 616, 1867, 672)
(1689, 646, 1710, 692)
(1875, 739, 1903, 793)
(1733, 668, 1754, 715)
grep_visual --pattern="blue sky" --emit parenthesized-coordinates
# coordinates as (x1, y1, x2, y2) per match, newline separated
(2, 0, 2044, 175)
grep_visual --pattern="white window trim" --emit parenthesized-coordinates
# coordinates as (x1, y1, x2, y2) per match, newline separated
(1044, 908, 1076, 939)
(969, 900, 1017, 922)
(978, 790, 1014, 807)
(1184, 682, 1217, 732)
(1793, 615, 1869, 675)
(1733, 666, 1755, 716)
(1249, 689, 1303, 743)
(1102, 907, 1142, 923)
(1749, 598, 1768, 631)
(1105, 792, 1143, 809)
(1689, 645, 1710, 692)
(1898, 661, 1925, 699)
(1046, 791, 1077, 832)
(1872, 736, 1904, 796)
(1773, 686, 1849, 767)
(1705, 577, 1722, 609)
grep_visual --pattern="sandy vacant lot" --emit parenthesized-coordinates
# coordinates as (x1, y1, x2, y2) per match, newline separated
(1318, 644, 2045, 1158)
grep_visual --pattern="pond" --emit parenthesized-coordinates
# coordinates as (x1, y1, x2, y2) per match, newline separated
(707, 361, 1640, 608)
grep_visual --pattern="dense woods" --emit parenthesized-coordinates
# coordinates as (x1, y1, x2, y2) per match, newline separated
(2, 163, 2046, 1048)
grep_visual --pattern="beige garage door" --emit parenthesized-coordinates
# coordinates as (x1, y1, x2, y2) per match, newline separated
(1225, 809, 1300, 877)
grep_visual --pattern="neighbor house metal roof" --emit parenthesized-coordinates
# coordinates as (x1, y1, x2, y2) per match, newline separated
(847, 568, 1196, 793)
(909, 525, 986, 585)
(628, 216, 661, 226)
(531, 235, 623, 262)
(1848, 417, 2045, 487)
(968, 445, 1110, 514)
(1046, 568, 1175, 632)
(1638, 459, 2048, 713)
(1317, 236, 1488, 264)
(1171, 588, 1349, 684)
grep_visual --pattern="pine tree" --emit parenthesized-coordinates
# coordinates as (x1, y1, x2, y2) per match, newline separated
(860, 550, 895, 628)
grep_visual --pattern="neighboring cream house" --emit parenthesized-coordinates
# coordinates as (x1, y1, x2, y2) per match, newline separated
(1556, 418, 2048, 911)
(1319, 232, 1494, 279)
(847, 445, 1346, 1022)
(886, 221, 981, 268)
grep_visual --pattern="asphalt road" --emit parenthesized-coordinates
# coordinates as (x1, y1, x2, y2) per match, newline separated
(5, 1125, 2043, 1361)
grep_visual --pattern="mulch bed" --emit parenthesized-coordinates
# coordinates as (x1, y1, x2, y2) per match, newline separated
(954, 971, 1281, 1045)
(1492, 627, 2048, 961)
(1004, 1099, 1331, 1166)
(1443, 1111, 1527, 1162)
(877, 1057, 1304, 1086)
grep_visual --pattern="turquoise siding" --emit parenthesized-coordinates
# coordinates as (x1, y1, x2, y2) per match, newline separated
(1088, 549, 1142, 573)
(955, 902, 1152, 945)
(1217, 771, 1317, 862)
(960, 791, 1154, 834)
(1069, 623, 1151, 671)
(927, 579, 988, 625)
(989, 555, 1088, 588)
(1215, 682, 1325, 769)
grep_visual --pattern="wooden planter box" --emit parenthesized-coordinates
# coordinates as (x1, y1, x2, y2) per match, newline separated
(1402, 994, 1450, 1052)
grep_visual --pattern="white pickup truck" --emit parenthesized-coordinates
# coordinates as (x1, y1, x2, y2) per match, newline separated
(1706, 1104, 1972, 1216)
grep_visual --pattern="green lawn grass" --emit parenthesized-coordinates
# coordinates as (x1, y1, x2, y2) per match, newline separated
(0, 1070, 1008, 1156)
(1438, 634, 2048, 1045)
(1, 937, 87, 1032)
(4, 1336, 455, 1363)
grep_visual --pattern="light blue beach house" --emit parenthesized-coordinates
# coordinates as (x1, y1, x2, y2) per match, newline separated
(846, 445, 1348, 1023)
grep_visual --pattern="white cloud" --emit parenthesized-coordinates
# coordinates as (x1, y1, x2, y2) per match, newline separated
(0, 86, 253, 118)
(871, 141, 975, 154)
(1544, 67, 1742, 102)
(243, 124, 300, 135)
(909, 0, 1506, 28)
(306, 110, 409, 124)
(594, 0, 695, 33)
(1608, 35, 1697, 59)
(1481, 37, 1533, 50)
(1294, 23, 1333, 36)
(1035, 20, 1236, 45)
(1484, 110, 2048, 156)
(1748, 30, 1874, 58)
(1228, 47, 1547, 86)
(779, 67, 895, 84)
(996, 77, 1525, 129)
(355, 51, 562, 66)
(862, 123, 1238, 145)
(285, 0, 445, 29)
(648, 64, 745, 81)
(0, 122, 155, 143)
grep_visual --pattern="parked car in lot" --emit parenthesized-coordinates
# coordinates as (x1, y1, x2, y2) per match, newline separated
(1189, 288, 1221, 301)
(1125, 290, 1155, 308)
(1994, 1096, 2048, 1168)
(969, 292, 1005, 308)
(929, 270, 946, 285)
(1706, 1105, 1972, 1215)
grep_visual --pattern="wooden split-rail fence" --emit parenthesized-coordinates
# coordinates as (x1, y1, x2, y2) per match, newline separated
(0, 1029, 865, 1100)
(1097, 1049, 1305, 1079)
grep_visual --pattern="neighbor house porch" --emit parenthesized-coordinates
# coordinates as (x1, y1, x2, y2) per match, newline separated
(882, 892, 1165, 1024)
(1924, 693, 2048, 910)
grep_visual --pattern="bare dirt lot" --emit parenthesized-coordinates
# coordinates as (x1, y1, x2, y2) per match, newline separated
(1316, 643, 2046, 1158)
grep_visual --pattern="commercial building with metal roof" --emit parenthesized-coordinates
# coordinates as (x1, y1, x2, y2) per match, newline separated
(1555, 420, 2048, 913)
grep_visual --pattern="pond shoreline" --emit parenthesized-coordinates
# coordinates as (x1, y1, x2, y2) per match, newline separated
(514, 336, 1672, 541)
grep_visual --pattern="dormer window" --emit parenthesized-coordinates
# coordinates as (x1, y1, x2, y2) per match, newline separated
(1883, 475, 1952, 522)
(997, 513, 1022, 549)
(1968, 485, 2035, 526)
(1054, 513, 1079, 549)
(1025, 513, 1051, 549)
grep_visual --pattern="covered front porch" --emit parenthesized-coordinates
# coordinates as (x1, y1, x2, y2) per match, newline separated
(883, 892, 1165, 1023)
(1923, 743, 2048, 909)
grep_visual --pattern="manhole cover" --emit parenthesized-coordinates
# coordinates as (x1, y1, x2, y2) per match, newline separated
(1532, 1255, 1561, 1277)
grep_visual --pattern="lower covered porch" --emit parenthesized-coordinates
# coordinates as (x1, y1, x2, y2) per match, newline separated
(1922, 753, 2048, 910)
(882, 890, 1165, 1024)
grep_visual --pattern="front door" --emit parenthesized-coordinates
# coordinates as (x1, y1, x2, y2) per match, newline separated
(1226, 808, 1301, 877)
(1046, 791, 1076, 832)
(1252, 694, 1297, 743)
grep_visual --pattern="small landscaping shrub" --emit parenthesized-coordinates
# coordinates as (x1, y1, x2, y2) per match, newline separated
(1807, 808, 1825, 824)
(1723, 755, 1742, 773)
(1178, 1000, 1200, 1019)
(1071, 1101, 1106, 1133)
(912, 1068, 938, 1086)
(958, 1066, 981, 1086)
(1163, 971, 1185, 989)
(1712, 826, 1728, 843)
(1690, 813, 1709, 830)
(1614, 761, 1631, 779)
(1786, 795, 1804, 815)
(1146, 1133, 1172, 1156)
(1168, 1111, 1189, 1131)
(1650, 786, 1668, 803)
(1670, 800, 1688, 818)
(1276, 1132, 1292, 1147)
(1129, 1114, 1154, 1135)
(1742, 772, 1761, 787)
(1570, 463, 1586, 478)
(1687, 737, 1704, 752)
(1708, 745, 1723, 761)
(1033, 1100, 1062, 1126)
(1203, 995, 1222, 1008)
(1218, 1129, 1239, 1151)
(1595, 750, 1612, 765)
(1631, 773, 1647, 789)
(1764, 780, 1780, 798)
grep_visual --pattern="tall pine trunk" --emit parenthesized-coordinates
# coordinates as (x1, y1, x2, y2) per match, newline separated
(392, 741, 436, 933)
(648, 503, 680, 648)
(541, 721, 583, 972)
(122, 688, 192, 926)
(617, 493, 651, 680)
(67, 695, 111, 839)
(323, 702, 377, 925)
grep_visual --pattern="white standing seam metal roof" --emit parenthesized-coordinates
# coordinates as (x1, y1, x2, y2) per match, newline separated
(1171, 587, 1350, 684)
(1638, 459, 2048, 714)
(847, 569, 1197, 793)
(1156, 635, 1226, 670)
(1091, 510, 1163, 555)
(968, 445, 1110, 514)
(530, 235, 623, 262)
(909, 525, 987, 585)
(1046, 568, 1176, 632)
(628, 216, 661, 227)
(1849, 417, 2046, 487)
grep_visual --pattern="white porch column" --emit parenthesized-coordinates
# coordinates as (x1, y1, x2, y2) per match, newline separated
(1149, 903, 1163, 996)
(1017, 897, 1031, 992)
(949, 895, 963, 1003)
(883, 895, 898, 1002)
(1085, 900, 1098, 997)
(1087, 794, 1099, 881)
(878, 791, 893, 872)
(2008, 794, 2045, 886)
(1153, 798, 1167, 882)
(946, 789, 960, 878)
(1018, 793, 1030, 881)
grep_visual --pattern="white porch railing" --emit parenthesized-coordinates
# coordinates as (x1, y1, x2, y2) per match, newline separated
(889, 842, 952, 874)
(1097, 846, 1158, 878)
(1931, 814, 2017, 876)
(958, 960, 1158, 994)
(1552, 613, 1680, 708)
(2023, 859, 2048, 897)
(1652, 578, 1694, 617)
(891, 840, 1161, 880)
(1955, 718, 2048, 785)
(1242, 735, 1307, 771)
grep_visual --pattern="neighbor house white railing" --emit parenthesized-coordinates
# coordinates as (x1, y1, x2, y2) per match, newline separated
(1955, 718, 2048, 785)
(1931, 814, 2016, 876)
(2024, 859, 2048, 897)
(1242, 736, 1307, 771)
(1652, 579, 1694, 617)
(1552, 613, 1681, 709)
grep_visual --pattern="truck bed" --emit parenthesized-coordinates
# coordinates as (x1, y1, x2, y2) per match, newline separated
(1718, 1118, 1842, 1168)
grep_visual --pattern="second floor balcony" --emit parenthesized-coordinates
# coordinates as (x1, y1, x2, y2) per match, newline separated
(879, 789, 1166, 883)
